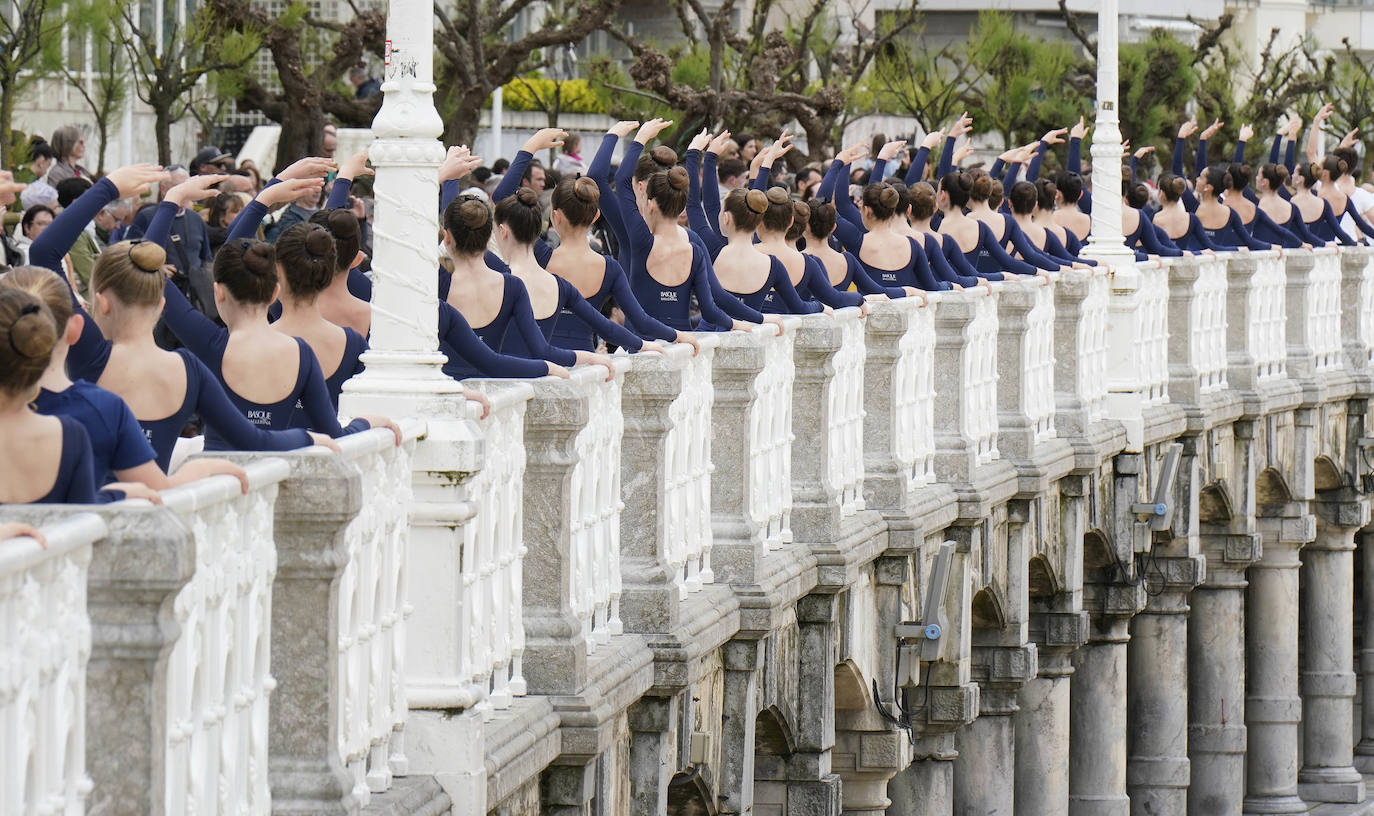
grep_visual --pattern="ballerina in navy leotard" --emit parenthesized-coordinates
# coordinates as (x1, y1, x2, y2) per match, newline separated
(938, 172, 1041, 279)
(439, 194, 588, 381)
(906, 182, 996, 289)
(491, 187, 627, 375)
(1, 266, 247, 496)
(706, 188, 821, 326)
(756, 186, 865, 312)
(1291, 162, 1356, 245)
(1006, 182, 1094, 268)
(28, 165, 333, 470)
(0, 288, 115, 505)
(1191, 167, 1277, 252)
(156, 228, 401, 450)
(803, 197, 931, 298)
(544, 176, 700, 354)
(1152, 174, 1231, 253)
(1254, 164, 1326, 248)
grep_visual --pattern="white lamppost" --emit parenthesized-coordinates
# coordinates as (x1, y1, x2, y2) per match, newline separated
(339, 0, 457, 401)
(1081, 0, 1132, 264)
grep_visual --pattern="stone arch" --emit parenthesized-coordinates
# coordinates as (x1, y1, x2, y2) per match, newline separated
(666, 767, 716, 816)
(1083, 528, 1118, 583)
(1256, 466, 1294, 511)
(971, 587, 1006, 630)
(753, 707, 794, 816)
(1028, 553, 1060, 599)
(1198, 480, 1235, 525)
(1314, 454, 1345, 492)
(834, 659, 872, 712)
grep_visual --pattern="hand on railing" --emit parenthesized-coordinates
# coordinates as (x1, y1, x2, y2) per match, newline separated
(576, 351, 616, 381)
(674, 331, 701, 356)
(545, 362, 572, 378)
(308, 431, 343, 452)
(0, 522, 45, 548)
(168, 458, 250, 493)
(359, 415, 403, 446)
(107, 481, 165, 504)
(462, 388, 491, 419)
(763, 314, 786, 335)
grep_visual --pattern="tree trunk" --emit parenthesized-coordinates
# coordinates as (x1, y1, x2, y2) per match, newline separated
(444, 90, 484, 150)
(0, 78, 14, 169)
(155, 104, 172, 166)
(94, 114, 110, 176)
(275, 103, 325, 174)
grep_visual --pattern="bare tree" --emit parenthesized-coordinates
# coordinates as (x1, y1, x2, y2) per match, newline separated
(608, 0, 920, 162)
(208, 0, 385, 173)
(0, 0, 65, 167)
(57, 0, 127, 175)
(432, 0, 622, 147)
(114, 0, 258, 164)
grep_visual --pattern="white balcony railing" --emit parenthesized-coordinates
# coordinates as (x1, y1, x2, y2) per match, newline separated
(465, 384, 532, 709)
(334, 425, 421, 801)
(892, 297, 938, 488)
(1250, 250, 1288, 381)
(1310, 248, 1344, 371)
(665, 342, 717, 595)
(827, 308, 868, 516)
(966, 290, 1001, 465)
(1079, 269, 1111, 422)
(1025, 279, 1058, 440)
(570, 367, 627, 652)
(1192, 254, 1230, 393)
(1, 515, 104, 816)
(161, 459, 290, 816)
(1138, 261, 1171, 406)
(751, 324, 796, 549)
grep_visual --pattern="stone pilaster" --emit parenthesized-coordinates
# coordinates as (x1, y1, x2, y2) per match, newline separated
(540, 763, 596, 816)
(1243, 510, 1315, 814)
(1016, 611, 1087, 816)
(1356, 531, 1374, 772)
(955, 642, 1036, 815)
(1297, 493, 1370, 803)
(1070, 582, 1146, 816)
(1127, 556, 1205, 816)
(887, 735, 957, 816)
(792, 594, 843, 814)
(1189, 532, 1260, 816)
(627, 696, 675, 816)
(718, 639, 764, 815)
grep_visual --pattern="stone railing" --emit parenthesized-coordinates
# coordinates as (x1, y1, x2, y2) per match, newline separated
(1168, 255, 1230, 402)
(1054, 267, 1111, 434)
(967, 289, 1003, 466)
(825, 308, 869, 516)
(0, 515, 104, 816)
(160, 459, 290, 816)
(1249, 250, 1289, 383)
(998, 277, 1058, 458)
(863, 296, 938, 509)
(663, 341, 718, 593)
(1341, 247, 1374, 372)
(1309, 247, 1345, 372)
(332, 426, 420, 799)
(1138, 260, 1172, 406)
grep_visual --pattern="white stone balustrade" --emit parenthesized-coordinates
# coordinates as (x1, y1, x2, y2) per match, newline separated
(332, 426, 421, 799)
(620, 338, 721, 633)
(1249, 250, 1289, 383)
(160, 459, 290, 816)
(1168, 255, 1230, 403)
(1341, 246, 1374, 373)
(0, 515, 104, 816)
(1137, 261, 1172, 407)
(933, 288, 1002, 480)
(998, 277, 1059, 458)
(792, 307, 869, 541)
(1054, 267, 1111, 436)
(862, 297, 938, 515)
(1287, 249, 1344, 380)
(709, 322, 798, 584)
(521, 364, 628, 694)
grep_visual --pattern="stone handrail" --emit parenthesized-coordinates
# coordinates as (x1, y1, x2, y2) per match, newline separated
(0, 514, 105, 816)
(933, 288, 1002, 480)
(1309, 247, 1345, 372)
(862, 297, 938, 513)
(1250, 250, 1289, 383)
(1168, 255, 1230, 403)
(1054, 267, 1111, 435)
(1138, 260, 1172, 406)
(160, 459, 291, 816)
(998, 277, 1058, 458)
(1341, 246, 1374, 372)
(332, 425, 421, 800)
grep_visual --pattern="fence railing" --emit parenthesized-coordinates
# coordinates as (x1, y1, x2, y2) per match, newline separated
(750, 324, 797, 549)
(967, 290, 1002, 466)
(333, 426, 421, 799)
(0, 515, 104, 816)
(160, 459, 291, 816)
(826, 308, 869, 516)
(1137, 261, 1171, 407)
(1250, 250, 1289, 382)
(1309, 248, 1344, 372)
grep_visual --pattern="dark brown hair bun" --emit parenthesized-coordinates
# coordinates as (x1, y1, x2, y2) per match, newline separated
(746, 189, 768, 214)
(129, 242, 167, 273)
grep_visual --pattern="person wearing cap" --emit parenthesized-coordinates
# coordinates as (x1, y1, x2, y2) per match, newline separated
(190, 146, 233, 176)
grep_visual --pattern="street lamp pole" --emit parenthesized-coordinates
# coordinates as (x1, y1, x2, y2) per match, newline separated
(1081, 0, 1132, 263)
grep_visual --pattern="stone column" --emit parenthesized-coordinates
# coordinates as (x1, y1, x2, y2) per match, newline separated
(1126, 557, 1204, 816)
(1356, 531, 1374, 771)
(1297, 494, 1370, 803)
(1243, 511, 1315, 814)
(1070, 585, 1144, 816)
(888, 735, 957, 816)
(718, 639, 764, 815)
(955, 644, 1036, 815)
(1081, 0, 1129, 262)
(542, 763, 596, 816)
(1189, 532, 1261, 816)
(1016, 612, 1087, 816)
(628, 696, 676, 816)
(792, 594, 843, 814)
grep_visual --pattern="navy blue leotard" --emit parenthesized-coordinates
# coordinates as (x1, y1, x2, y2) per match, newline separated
(34, 381, 158, 486)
